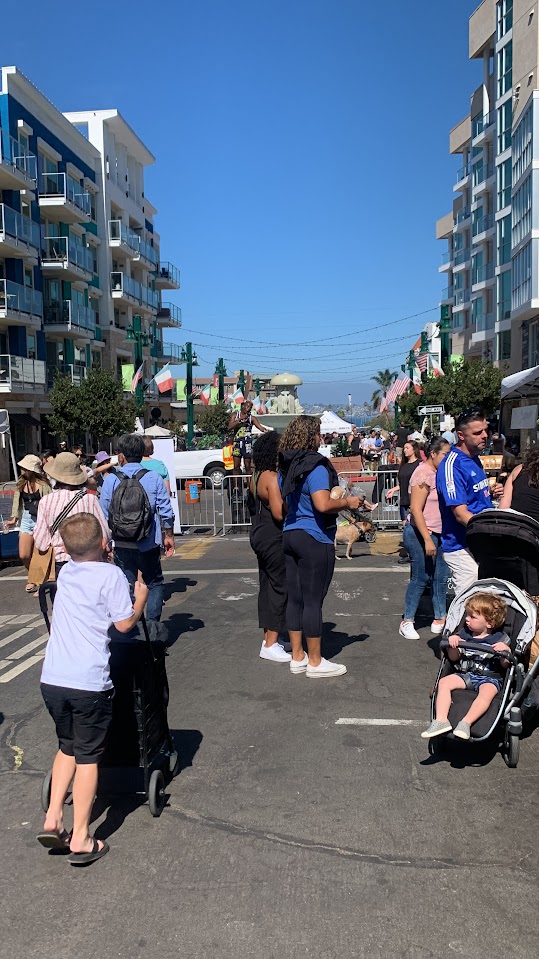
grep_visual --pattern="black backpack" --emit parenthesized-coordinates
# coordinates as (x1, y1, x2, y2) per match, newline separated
(108, 469, 153, 545)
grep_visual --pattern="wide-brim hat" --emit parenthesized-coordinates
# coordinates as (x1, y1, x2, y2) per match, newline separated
(44, 452, 87, 486)
(17, 454, 43, 474)
(95, 451, 112, 465)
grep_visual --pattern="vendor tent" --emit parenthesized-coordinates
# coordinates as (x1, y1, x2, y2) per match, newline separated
(501, 365, 539, 400)
(143, 424, 172, 437)
(319, 410, 353, 434)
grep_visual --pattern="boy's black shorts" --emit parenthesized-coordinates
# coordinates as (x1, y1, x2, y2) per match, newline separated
(40, 683, 113, 764)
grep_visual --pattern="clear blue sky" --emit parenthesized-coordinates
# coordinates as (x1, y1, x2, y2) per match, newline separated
(3, 0, 480, 405)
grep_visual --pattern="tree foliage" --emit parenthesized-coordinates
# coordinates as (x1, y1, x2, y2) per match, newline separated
(196, 401, 232, 437)
(47, 369, 139, 446)
(331, 436, 353, 457)
(371, 368, 398, 409)
(396, 360, 504, 427)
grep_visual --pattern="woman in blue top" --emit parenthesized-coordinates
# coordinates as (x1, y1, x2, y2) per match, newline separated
(278, 416, 364, 679)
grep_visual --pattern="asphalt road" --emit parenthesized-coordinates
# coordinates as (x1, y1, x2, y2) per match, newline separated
(0, 534, 538, 959)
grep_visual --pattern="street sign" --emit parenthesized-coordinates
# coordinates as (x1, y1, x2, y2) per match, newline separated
(418, 405, 445, 415)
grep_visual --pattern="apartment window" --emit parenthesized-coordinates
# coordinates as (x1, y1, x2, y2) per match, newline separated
(497, 41, 512, 98)
(530, 322, 539, 366)
(452, 312, 463, 330)
(498, 330, 511, 361)
(513, 105, 533, 185)
(497, 100, 512, 152)
(24, 268, 33, 289)
(512, 242, 532, 309)
(471, 252, 483, 285)
(471, 297, 484, 326)
(512, 176, 532, 247)
(498, 269, 512, 320)
(497, 0, 513, 40)
(27, 333, 36, 360)
(497, 158, 512, 210)
(497, 214, 511, 265)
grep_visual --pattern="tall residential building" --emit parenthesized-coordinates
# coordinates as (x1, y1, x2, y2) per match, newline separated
(0, 67, 181, 479)
(436, 0, 539, 373)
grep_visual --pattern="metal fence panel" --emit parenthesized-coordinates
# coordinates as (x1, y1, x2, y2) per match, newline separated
(218, 475, 253, 536)
(335, 468, 401, 529)
(176, 477, 218, 535)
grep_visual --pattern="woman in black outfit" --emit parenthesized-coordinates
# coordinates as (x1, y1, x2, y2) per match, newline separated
(499, 446, 539, 521)
(249, 432, 290, 663)
(387, 441, 421, 520)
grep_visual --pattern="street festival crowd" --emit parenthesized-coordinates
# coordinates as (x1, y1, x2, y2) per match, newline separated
(5, 406, 539, 864)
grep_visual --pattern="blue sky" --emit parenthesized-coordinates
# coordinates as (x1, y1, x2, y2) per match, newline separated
(3, 0, 480, 404)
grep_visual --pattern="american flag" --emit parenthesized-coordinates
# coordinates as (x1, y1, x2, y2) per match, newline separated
(415, 352, 428, 374)
(380, 376, 412, 411)
(130, 363, 144, 394)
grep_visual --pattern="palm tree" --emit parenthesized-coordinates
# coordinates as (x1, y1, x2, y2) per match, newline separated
(370, 368, 398, 409)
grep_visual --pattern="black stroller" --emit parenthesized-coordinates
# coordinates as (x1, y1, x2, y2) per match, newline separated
(39, 582, 178, 816)
(466, 507, 539, 596)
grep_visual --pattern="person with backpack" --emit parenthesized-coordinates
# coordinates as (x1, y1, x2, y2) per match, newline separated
(99, 434, 175, 622)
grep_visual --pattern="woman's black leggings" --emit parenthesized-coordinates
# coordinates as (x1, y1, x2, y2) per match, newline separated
(283, 529, 335, 637)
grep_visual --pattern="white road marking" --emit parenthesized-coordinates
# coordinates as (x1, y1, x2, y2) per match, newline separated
(0, 627, 36, 649)
(7, 634, 48, 660)
(0, 651, 46, 683)
(9, 614, 42, 625)
(0, 566, 409, 579)
(335, 718, 425, 727)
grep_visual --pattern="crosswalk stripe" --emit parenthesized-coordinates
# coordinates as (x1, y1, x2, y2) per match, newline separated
(7, 634, 48, 660)
(9, 614, 42, 625)
(0, 651, 46, 683)
(0, 627, 35, 649)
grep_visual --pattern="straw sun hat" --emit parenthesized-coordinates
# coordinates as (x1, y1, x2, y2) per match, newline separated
(17, 454, 43, 474)
(44, 452, 88, 486)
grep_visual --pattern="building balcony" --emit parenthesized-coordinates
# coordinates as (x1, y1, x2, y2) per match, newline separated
(439, 250, 452, 273)
(472, 163, 495, 196)
(0, 129, 37, 189)
(453, 162, 470, 191)
(471, 313, 495, 343)
(454, 206, 471, 227)
(0, 355, 46, 393)
(156, 262, 181, 290)
(138, 238, 158, 268)
(43, 300, 96, 339)
(110, 272, 158, 313)
(38, 172, 91, 223)
(0, 279, 42, 328)
(453, 289, 471, 309)
(472, 213, 495, 239)
(156, 302, 182, 329)
(471, 111, 495, 143)
(453, 248, 470, 270)
(441, 286, 454, 302)
(0, 204, 40, 259)
(472, 263, 495, 289)
(108, 220, 140, 258)
(151, 339, 183, 362)
(42, 236, 93, 281)
(47, 363, 88, 387)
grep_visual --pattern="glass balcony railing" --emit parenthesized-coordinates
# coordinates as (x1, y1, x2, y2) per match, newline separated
(108, 219, 140, 255)
(472, 214, 494, 236)
(0, 279, 43, 318)
(441, 286, 454, 300)
(455, 207, 471, 224)
(157, 302, 182, 327)
(441, 250, 451, 265)
(0, 128, 37, 182)
(453, 247, 470, 266)
(110, 272, 157, 310)
(44, 299, 96, 333)
(471, 111, 495, 139)
(39, 172, 91, 217)
(475, 312, 495, 333)
(42, 236, 93, 274)
(157, 262, 181, 286)
(472, 263, 495, 284)
(0, 355, 46, 392)
(0, 204, 41, 250)
(455, 163, 470, 183)
(472, 162, 494, 187)
(47, 363, 88, 387)
(138, 237, 158, 266)
(454, 289, 471, 306)
(151, 340, 183, 361)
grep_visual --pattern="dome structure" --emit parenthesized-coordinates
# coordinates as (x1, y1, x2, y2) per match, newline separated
(270, 372, 303, 387)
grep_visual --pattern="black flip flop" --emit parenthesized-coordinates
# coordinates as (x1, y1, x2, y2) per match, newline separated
(36, 829, 71, 849)
(68, 838, 109, 866)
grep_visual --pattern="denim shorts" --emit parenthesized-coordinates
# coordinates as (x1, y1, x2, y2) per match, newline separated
(462, 672, 501, 693)
(19, 509, 36, 534)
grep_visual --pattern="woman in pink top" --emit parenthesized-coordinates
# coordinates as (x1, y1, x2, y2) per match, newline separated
(399, 437, 451, 641)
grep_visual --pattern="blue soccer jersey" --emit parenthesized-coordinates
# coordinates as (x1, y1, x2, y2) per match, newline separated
(436, 447, 492, 552)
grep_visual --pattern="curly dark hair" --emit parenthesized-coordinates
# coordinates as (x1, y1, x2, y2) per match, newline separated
(279, 415, 321, 454)
(252, 431, 281, 472)
(523, 446, 539, 488)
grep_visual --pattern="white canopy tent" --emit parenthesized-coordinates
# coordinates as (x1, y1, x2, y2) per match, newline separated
(501, 365, 539, 400)
(319, 410, 353, 434)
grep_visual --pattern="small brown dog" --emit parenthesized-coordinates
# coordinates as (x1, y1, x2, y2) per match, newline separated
(334, 516, 375, 559)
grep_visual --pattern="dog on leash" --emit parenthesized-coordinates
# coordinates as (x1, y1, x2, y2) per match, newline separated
(330, 487, 376, 559)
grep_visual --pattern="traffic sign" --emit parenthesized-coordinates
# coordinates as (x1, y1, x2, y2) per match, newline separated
(418, 405, 445, 415)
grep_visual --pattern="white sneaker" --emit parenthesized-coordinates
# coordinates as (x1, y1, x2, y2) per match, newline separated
(290, 653, 309, 674)
(260, 641, 291, 663)
(399, 621, 420, 640)
(306, 658, 347, 679)
(430, 620, 446, 635)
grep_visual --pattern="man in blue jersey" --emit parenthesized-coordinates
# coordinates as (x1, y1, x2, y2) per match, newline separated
(436, 408, 495, 595)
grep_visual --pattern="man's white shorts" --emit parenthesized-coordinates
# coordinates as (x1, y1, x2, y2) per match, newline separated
(443, 548, 479, 597)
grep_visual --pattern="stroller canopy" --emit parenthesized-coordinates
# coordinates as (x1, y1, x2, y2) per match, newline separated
(445, 578, 537, 655)
(466, 508, 539, 596)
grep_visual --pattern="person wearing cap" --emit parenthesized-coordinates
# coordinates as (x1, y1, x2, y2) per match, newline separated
(92, 451, 117, 492)
(33, 453, 110, 573)
(4, 455, 51, 592)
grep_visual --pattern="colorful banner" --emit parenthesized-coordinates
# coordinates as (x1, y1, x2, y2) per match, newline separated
(121, 364, 134, 391)
(175, 378, 187, 401)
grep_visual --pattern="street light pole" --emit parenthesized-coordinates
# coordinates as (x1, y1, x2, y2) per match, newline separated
(238, 369, 246, 397)
(180, 342, 199, 449)
(126, 312, 149, 406)
(215, 358, 227, 402)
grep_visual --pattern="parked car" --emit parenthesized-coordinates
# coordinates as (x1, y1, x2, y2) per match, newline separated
(174, 448, 227, 487)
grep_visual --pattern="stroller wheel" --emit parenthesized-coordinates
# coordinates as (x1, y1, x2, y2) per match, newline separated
(148, 769, 166, 817)
(365, 530, 377, 544)
(504, 733, 520, 769)
(41, 769, 52, 813)
(168, 750, 180, 777)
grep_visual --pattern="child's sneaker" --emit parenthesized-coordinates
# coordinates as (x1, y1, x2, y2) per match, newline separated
(421, 719, 452, 739)
(453, 720, 471, 741)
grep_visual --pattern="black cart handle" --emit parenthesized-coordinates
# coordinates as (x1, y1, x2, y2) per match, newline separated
(440, 638, 516, 665)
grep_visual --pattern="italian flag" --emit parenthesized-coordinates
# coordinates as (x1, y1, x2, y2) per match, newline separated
(154, 365, 174, 393)
(229, 387, 244, 405)
(200, 383, 212, 405)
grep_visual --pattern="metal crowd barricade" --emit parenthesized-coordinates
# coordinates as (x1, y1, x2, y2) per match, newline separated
(0, 483, 15, 525)
(175, 476, 218, 535)
(218, 474, 253, 536)
(335, 467, 401, 529)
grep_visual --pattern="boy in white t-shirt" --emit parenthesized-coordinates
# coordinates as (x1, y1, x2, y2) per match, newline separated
(38, 513, 148, 866)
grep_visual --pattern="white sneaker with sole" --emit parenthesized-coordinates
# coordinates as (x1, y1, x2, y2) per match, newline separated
(260, 641, 291, 663)
(399, 621, 420, 640)
(306, 658, 347, 679)
(290, 653, 309, 674)
(430, 620, 446, 635)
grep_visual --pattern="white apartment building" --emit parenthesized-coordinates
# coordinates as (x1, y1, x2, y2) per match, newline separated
(436, 0, 539, 373)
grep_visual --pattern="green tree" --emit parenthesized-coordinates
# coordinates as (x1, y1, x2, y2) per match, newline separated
(371, 368, 398, 409)
(396, 359, 504, 427)
(196, 401, 231, 437)
(47, 369, 139, 447)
